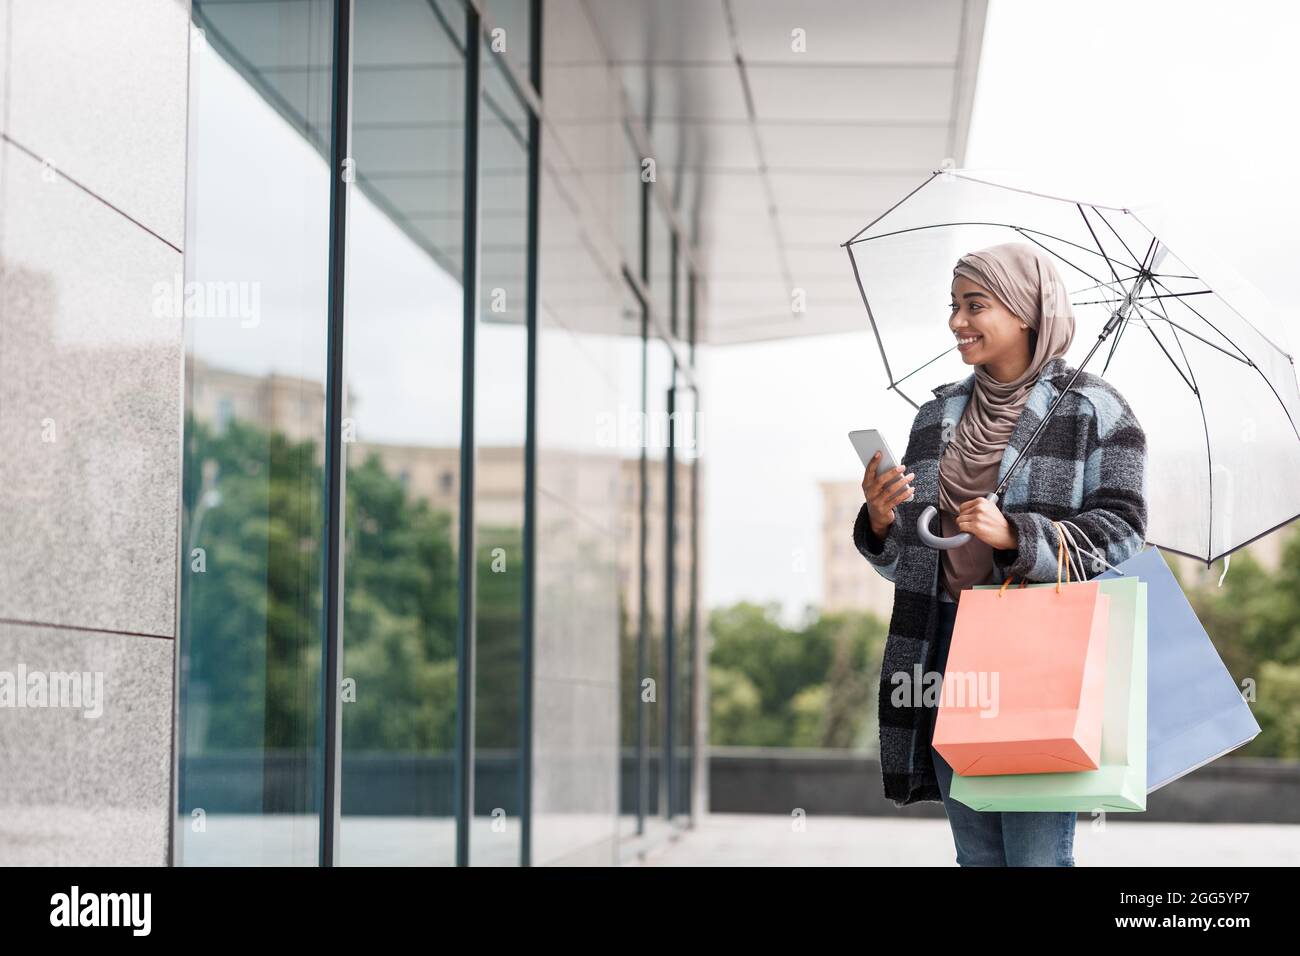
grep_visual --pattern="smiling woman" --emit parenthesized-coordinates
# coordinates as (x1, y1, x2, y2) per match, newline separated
(936, 244, 1078, 591)
(949, 278, 1037, 380)
(854, 241, 1148, 866)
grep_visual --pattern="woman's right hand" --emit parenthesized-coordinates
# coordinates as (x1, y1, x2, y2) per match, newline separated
(862, 451, 916, 539)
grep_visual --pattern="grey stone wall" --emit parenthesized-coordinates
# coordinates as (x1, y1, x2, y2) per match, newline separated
(0, 0, 190, 866)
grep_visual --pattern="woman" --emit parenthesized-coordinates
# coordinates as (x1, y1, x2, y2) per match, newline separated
(853, 241, 1148, 866)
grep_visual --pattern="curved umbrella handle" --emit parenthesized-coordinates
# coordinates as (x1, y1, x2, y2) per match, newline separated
(917, 493, 999, 550)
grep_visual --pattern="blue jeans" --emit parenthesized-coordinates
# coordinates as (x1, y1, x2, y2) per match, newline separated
(928, 598, 1078, 867)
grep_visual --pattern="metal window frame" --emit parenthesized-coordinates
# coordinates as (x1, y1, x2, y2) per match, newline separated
(319, 0, 354, 868)
(686, 382, 700, 826)
(686, 270, 701, 825)
(519, 0, 542, 869)
(454, 0, 483, 868)
(636, 281, 650, 835)
(664, 367, 676, 820)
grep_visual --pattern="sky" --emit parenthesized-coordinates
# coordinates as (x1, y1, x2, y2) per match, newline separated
(702, 0, 1300, 621)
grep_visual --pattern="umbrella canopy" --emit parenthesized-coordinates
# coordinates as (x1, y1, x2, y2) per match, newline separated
(844, 168, 1300, 566)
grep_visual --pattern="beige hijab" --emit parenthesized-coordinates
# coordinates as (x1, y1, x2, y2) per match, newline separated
(937, 242, 1076, 601)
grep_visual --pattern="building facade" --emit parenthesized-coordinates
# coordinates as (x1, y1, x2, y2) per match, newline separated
(820, 479, 895, 620)
(0, 0, 707, 867)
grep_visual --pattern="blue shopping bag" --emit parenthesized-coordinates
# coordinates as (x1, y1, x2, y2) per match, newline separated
(1099, 546, 1260, 791)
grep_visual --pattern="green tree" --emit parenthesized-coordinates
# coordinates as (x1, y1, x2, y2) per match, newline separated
(182, 420, 489, 757)
(183, 418, 323, 753)
(1183, 533, 1300, 759)
(707, 602, 886, 749)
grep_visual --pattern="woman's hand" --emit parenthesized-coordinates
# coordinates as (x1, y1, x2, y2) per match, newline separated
(862, 451, 915, 539)
(955, 497, 1018, 551)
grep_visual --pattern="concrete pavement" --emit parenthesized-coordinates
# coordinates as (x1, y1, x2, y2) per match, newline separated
(636, 813, 1300, 866)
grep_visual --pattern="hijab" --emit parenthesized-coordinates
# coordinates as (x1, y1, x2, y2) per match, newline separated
(937, 242, 1076, 601)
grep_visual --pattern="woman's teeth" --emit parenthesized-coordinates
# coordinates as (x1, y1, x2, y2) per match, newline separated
(956, 335, 981, 346)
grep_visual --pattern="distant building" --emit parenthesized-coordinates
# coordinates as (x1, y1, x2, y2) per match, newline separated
(820, 480, 895, 620)
(189, 357, 325, 446)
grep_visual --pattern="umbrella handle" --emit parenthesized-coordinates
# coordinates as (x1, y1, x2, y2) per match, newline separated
(916, 493, 999, 550)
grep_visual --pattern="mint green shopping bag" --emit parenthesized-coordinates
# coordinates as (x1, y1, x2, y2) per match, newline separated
(949, 576, 1147, 813)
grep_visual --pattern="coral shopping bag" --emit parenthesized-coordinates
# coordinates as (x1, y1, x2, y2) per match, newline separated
(949, 575, 1148, 812)
(1098, 546, 1260, 791)
(932, 542, 1110, 776)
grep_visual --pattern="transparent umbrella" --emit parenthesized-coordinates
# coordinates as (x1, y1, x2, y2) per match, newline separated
(843, 167, 1300, 565)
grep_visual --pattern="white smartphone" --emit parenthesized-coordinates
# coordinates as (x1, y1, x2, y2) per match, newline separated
(848, 429, 899, 474)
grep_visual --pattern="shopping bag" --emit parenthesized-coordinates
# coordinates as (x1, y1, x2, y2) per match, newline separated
(1098, 546, 1260, 791)
(932, 563, 1110, 776)
(949, 575, 1147, 812)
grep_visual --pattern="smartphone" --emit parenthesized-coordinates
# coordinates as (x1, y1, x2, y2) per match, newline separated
(848, 429, 899, 474)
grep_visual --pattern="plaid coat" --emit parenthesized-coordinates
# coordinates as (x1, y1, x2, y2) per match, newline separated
(853, 356, 1148, 807)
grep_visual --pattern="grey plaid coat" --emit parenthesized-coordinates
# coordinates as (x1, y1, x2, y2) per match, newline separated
(853, 356, 1148, 806)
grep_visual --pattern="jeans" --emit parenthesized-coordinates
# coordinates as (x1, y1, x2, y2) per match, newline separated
(928, 597, 1078, 867)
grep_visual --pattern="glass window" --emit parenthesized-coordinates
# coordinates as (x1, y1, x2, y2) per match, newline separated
(178, 0, 335, 866)
(643, 335, 674, 831)
(482, 0, 532, 81)
(676, 245, 690, 344)
(624, 126, 644, 275)
(338, 0, 467, 866)
(471, 26, 532, 867)
(618, 285, 645, 839)
(671, 379, 698, 821)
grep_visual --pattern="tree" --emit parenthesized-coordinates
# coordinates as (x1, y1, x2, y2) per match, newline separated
(707, 602, 887, 749)
(1183, 534, 1300, 760)
(182, 418, 508, 758)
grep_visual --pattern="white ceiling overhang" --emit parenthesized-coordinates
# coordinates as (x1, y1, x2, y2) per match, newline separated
(581, 0, 989, 345)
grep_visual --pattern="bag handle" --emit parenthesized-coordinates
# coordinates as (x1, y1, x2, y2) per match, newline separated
(996, 531, 1071, 595)
(996, 520, 1126, 598)
(996, 528, 1074, 598)
(1054, 524, 1073, 593)
(996, 575, 1028, 597)
(1056, 519, 1127, 577)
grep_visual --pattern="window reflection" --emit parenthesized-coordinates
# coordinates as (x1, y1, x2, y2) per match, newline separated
(618, 287, 645, 838)
(672, 380, 698, 821)
(178, 0, 335, 867)
(178, 0, 704, 868)
(338, 0, 467, 867)
(649, 194, 673, 326)
(471, 30, 531, 867)
(643, 336, 674, 828)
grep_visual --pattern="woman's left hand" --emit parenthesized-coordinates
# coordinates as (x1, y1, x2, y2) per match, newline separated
(956, 497, 1018, 551)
